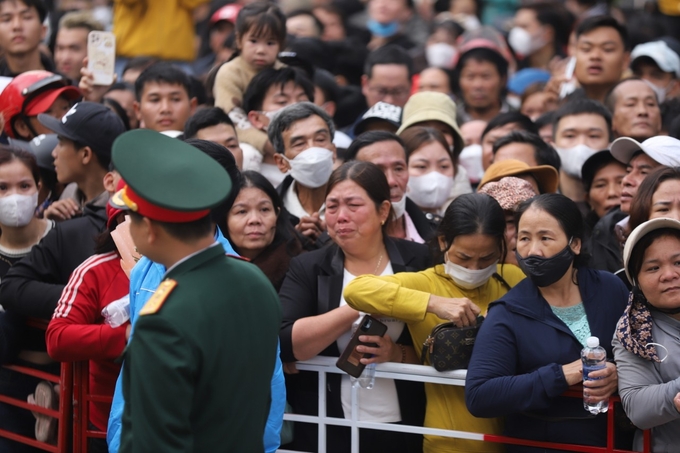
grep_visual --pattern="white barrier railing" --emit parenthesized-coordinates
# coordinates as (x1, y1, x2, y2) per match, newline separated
(277, 357, 649, 453)
(278, 356, 476, 453)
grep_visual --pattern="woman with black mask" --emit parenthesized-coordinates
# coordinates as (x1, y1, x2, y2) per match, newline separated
(465, 193, 629, 452)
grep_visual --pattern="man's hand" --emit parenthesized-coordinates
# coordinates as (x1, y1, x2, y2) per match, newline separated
(44, 199, 81, 221)
(79, 57, 115, 102)
(295, 212, 325, 241)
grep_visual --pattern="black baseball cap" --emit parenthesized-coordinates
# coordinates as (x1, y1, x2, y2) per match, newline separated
(37, 101, 126, 166)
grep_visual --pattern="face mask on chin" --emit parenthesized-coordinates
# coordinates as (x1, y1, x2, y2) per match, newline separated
(391, 195, 406, 219)
(515, 239, 575, 287)
(367, 19, 400, 38)
(283, 147, 334, 189)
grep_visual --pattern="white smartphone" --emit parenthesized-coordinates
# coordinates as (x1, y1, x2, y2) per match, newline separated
(87, 31, 116, 86)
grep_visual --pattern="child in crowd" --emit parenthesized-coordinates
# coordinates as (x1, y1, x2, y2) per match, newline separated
(213, 2, 286, 155)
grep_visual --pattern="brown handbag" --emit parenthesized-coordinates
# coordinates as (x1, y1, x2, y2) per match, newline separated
(420, 316, 484, 371)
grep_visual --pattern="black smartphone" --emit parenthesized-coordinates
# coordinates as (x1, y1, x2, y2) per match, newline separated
(336, 315, 388, 378)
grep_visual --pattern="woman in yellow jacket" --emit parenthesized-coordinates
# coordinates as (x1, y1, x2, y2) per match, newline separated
(344, 193, 525, 453)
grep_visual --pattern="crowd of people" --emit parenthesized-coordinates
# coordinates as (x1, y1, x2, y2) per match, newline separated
(0, 0, 679, 452)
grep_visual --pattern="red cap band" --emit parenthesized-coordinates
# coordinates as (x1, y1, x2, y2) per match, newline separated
(123, 186, 211, 223)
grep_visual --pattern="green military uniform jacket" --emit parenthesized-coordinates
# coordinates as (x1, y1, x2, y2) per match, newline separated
(120, 244, 282, 453)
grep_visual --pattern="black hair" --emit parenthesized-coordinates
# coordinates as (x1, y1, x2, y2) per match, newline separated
(0, 0, 47, 23)
(106, 81, 135, 94)
(515, 193, 589, 268)
(575, 15, 629, 51)
(122, 57, 159, 76)
(629, 166, 680, 232)
(313, 68, 340, 105)
(287, 9, 324, 35)
(242, 67, 315, 113)
(235, 1, 286, 45)
(521, 2, 575, 51)
(134, 62, 193, 102)
(101, 97, 131, 131)
(224, 170, 300, 258)
(453, 48, 509, 95)
(628, 227, 680, 285)
(492, 130, 561, 172)
(130, 211, 214, 242)
(481, 111, 537, 142)
(552, 99, 613, 142)
(364, 45, 415, 79)
(326, 161, 393, 231)
(345, 131, 406, 162)
(184, 138, 241, 236)
(184, 107, 235, 139)
(437, 193, 507, 265)
(604, 78, 655, 112)
(534, 111, 556, 130)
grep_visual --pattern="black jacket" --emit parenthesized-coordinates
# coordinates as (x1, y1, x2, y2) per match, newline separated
(405, 197, 438, 241)
(1, 200, 107, 320)
(279, 237, 431, 452)
(587, 207, 627, 273)
(0, 53, 55, 77)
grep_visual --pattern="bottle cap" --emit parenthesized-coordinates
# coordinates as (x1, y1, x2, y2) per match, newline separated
(586, 336, 599, 348)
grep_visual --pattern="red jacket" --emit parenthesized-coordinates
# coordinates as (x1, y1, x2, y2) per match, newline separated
(46, 252, 129, 431)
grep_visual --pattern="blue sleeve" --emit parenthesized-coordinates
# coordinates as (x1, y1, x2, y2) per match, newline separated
(216, 227, 238, 256)
(107, 258, 164, 453)
(465, 304, 570, 418)
(264, 341, 285, 453)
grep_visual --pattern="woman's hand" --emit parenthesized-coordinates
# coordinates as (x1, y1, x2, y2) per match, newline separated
(427, 294, 481, 326)
(356, 334, 400, 365)
(583, 362, 618, 403)
(674, 392, 680, 412)
(561, 358, 583, 386)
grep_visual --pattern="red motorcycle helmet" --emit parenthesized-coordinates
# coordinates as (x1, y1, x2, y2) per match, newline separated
(0, 70, 81, 138)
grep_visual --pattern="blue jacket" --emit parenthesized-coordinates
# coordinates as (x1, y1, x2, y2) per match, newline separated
(465, 268, 628, 452)
(107, 229, 285, 453)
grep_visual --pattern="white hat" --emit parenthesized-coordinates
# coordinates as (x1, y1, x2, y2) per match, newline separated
(610, 136, 680, 167)
(631, 41, 680, 78)
(623, 217, 680, 284)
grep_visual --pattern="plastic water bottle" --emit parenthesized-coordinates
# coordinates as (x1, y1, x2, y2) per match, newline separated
(101, 294, 130, 328)
(581, 336, 609, 414)
(350, 314, 376, 390)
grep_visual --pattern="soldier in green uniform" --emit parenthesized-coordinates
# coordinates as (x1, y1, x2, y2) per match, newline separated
(113, 129, 282, 453)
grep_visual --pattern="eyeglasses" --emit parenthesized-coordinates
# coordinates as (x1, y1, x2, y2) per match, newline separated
(367, 85, 411, 100)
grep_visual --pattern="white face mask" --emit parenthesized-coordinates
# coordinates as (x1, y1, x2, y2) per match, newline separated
(508, 27, 547, 57)
(555, 144, 599, 178)
(391, 195, 406, 219)
(425, 43, 457, 69)
(284, 147, 334, 189)
(444, 255, 498, 290)
(407, 171, 453, 210)
(0, 193, 38, 227)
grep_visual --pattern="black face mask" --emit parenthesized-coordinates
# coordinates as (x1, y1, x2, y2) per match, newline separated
(515, 241, 575, 287)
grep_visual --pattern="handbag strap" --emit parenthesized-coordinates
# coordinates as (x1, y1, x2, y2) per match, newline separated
(492, 272, 511, 291)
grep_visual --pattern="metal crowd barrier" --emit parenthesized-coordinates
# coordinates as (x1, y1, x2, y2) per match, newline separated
(0, 318, 72, 452)
(279, 356, 652, 453)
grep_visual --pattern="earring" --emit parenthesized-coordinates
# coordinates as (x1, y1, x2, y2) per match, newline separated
(381, 220, 385, 225)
